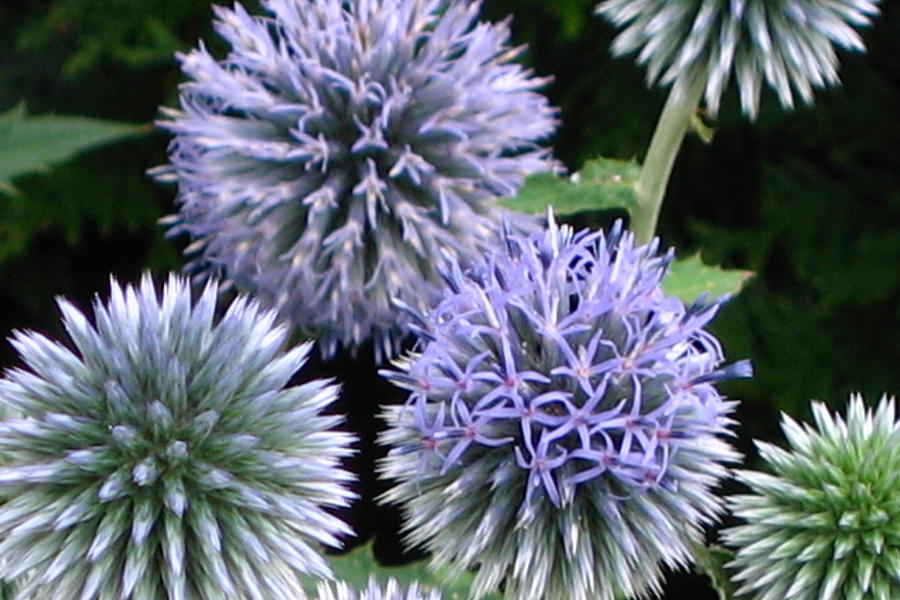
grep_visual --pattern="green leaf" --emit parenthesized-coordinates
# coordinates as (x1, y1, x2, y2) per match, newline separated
(303, 543, 502, 600)
(500, 156, 640, 216)
(0, 103, 148, 194)
(690, 542, 737, 600)
(663, 254, 754, 303)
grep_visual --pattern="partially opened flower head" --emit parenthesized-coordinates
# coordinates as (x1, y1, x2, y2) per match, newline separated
(596, 0, 882, 117)
(0, 275, 356, 600)
(153, 0, 558, 360)
(380, 214, 749, 600)
(315, 577, 440, 600)
(724, 394, 900, 600)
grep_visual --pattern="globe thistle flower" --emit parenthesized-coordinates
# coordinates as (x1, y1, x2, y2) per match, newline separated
(723, 394, 900, 600)
(314, 578, 440, 600)
(0, 275, 356, 600)
(595, 0, 882, 117)
(379, 213, 750, 600)
(152, 0, 558, 360)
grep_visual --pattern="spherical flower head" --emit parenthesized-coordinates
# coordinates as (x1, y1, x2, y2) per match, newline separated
(314, 577, 440, 600)
(0, 274, 356, 600)
(595, 0, 881, 118)
(152, 0, 558, 361)
(379, 214, 750, 600)
(723, 394, 900, 600)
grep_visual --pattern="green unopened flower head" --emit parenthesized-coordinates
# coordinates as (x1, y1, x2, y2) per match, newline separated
(723, 394, 900, 600)
(0, 275, 356, 600)
(596, 0, 881, 117)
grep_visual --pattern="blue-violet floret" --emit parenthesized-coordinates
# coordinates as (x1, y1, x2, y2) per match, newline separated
(380, 213, 750, 600)
(153, 0, 558, 360)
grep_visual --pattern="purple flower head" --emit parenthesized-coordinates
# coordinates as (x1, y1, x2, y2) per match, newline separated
(379, 213, 750, 600)
(152, 0, 558, 360)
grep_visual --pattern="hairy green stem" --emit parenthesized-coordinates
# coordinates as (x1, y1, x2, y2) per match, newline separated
(630, 74, 707, 244)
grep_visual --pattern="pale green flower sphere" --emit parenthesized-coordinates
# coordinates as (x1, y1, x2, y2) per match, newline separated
(0, 275, 356, 600)
(596, 0, 881, 117)
(723, 394, 900, 600)
(314, 578, 440, 600)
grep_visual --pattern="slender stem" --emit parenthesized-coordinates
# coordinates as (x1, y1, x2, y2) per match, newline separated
(630, 74, 707, 244)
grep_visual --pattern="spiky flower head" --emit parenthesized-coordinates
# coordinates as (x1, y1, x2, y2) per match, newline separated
(723, 394, 900, 600)
(595, 0, 881, 118)
(0, 275, 356, 600)
(153, 0, 558, 360)
(379, 214, 750, 600)
(314, 578, 440, 600)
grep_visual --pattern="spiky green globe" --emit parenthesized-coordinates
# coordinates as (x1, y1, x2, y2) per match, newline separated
(0, 275, 356, 600)
(723, 394, 900, 600)
(314, 578, 440, 600)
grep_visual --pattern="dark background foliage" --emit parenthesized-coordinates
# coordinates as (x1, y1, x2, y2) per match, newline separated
(2, 0, 899, 597)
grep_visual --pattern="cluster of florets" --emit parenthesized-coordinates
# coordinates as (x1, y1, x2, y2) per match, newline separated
(0, 275, 355, 600)
(153, 0, 558, 360)
(724, 394, 900, 600)
(380, 214, 749, 600)
(596, 0, 882, 117)
(315, 578, 440, 600)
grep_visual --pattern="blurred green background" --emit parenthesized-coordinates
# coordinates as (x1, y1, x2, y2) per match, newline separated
(1, 0, 899, 593)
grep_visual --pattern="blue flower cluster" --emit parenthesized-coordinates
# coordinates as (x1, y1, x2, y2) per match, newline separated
(380, 214, 750, 600)
(153, 0, 558, 360)
(0, 0, 799, 598)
